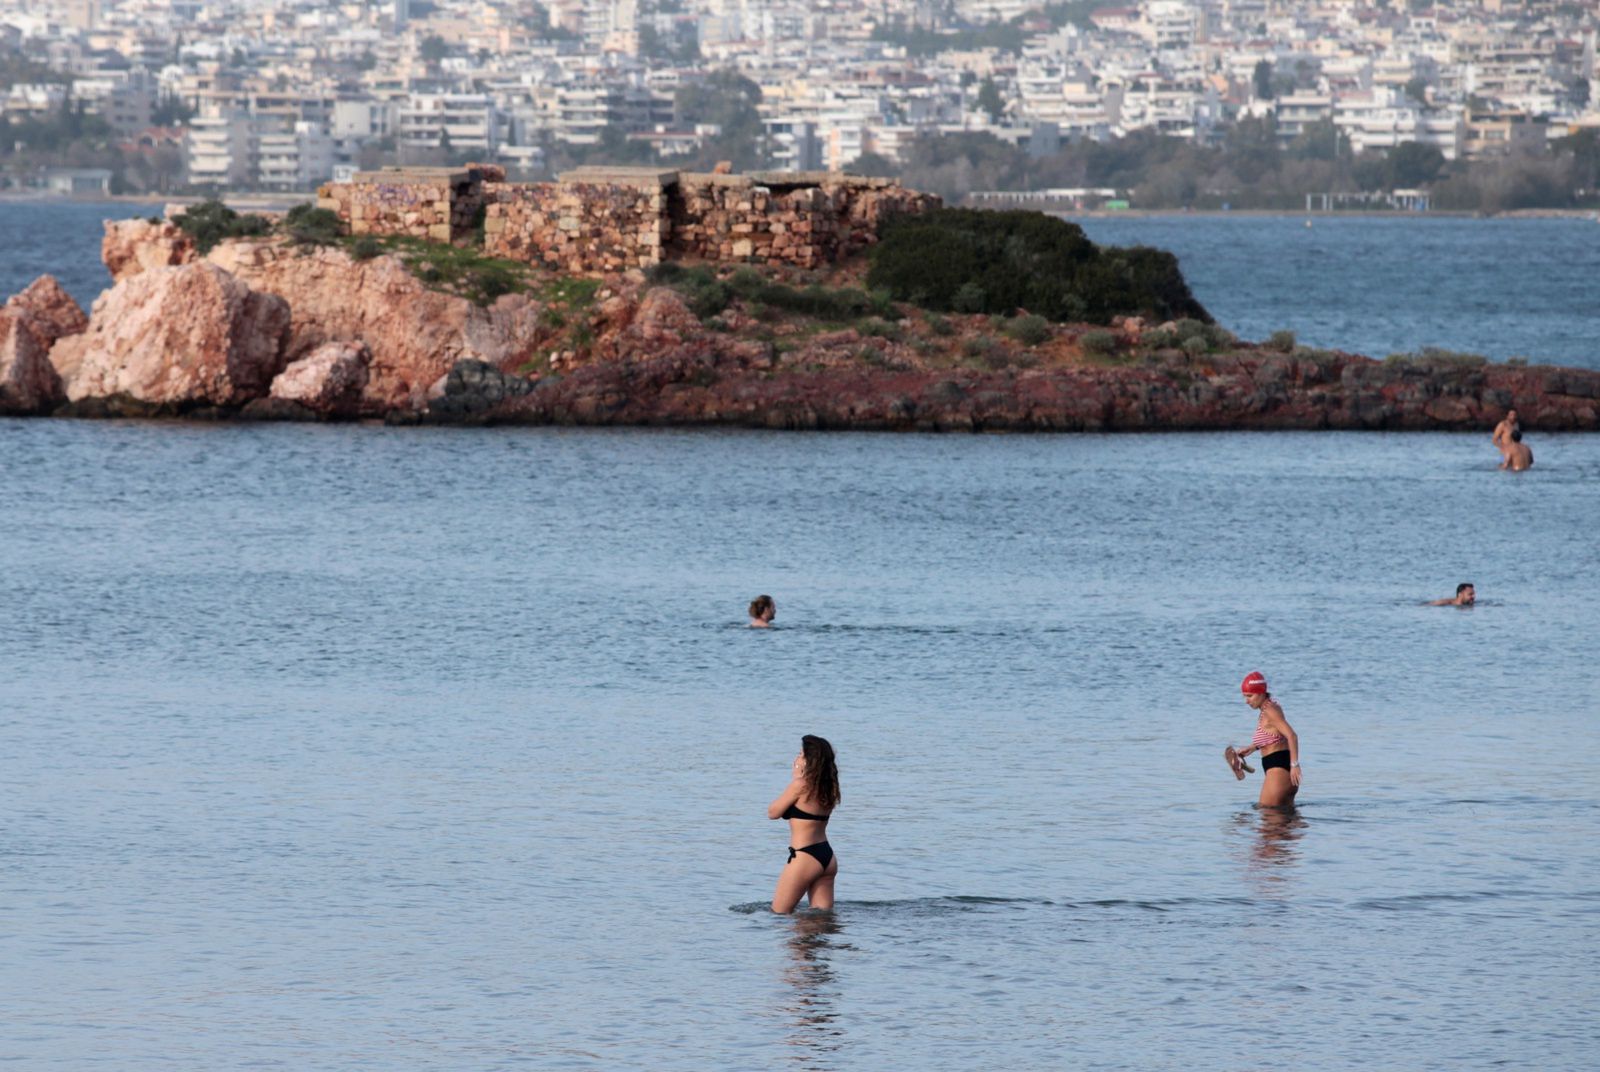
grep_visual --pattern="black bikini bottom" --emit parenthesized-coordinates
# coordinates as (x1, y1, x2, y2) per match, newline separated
(788, 841, 834, 870)
(1261, 750, 1291, 772)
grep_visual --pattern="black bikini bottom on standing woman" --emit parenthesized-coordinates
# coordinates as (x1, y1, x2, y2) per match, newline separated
(1261, 751, 1291, 772)
(788, 841, 834, 869)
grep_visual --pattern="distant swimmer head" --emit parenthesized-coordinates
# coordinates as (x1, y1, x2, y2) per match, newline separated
(1456, 582, 1476, 605)
(1241, 671, 1269, 704)
(749, 594, 776, 627)
(799, 734, 841, 809)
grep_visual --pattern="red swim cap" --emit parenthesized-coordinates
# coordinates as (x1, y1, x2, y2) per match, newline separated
(1241, 671, 1269, 695)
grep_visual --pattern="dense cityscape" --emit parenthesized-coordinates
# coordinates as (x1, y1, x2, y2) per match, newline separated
(2, 0, 1597, 208)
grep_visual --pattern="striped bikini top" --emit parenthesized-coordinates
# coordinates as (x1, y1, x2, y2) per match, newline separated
(1252, 713, 1286, 750)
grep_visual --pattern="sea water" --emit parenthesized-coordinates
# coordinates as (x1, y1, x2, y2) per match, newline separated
(2, 422, 1597, 1069)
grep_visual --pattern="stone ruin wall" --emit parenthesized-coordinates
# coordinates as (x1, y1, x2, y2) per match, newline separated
(482, 172, 671, 272)
(320, 166, 940, 273)
(669, 173, 940, 268)
(318, 165, 503, 243)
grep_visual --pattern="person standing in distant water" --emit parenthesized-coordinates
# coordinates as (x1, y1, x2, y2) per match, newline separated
(749, 594, 776, 628)
(1429, 583, 1476, 607)
(1232, 672, 1301, 809)
(768, 735, 840, 913)
(1501, 429, 1533, 471)
(1492, 409, 1520, 462)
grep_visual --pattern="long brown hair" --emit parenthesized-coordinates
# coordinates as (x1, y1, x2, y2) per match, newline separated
(801, 734, 840, 810)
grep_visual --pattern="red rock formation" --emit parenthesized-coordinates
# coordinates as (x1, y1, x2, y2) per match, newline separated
(204, 240, 541, 415)
(5, 275, 89, 344)
(0, 311, 65, 414)
(102, 218, 197, 282)
(52, 262, 290, 409)
(269, 341, 370, 416)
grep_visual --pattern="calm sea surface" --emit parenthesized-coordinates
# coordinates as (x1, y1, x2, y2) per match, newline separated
(3, 200, 1599, 368)
(2, 422, 1598, 1069)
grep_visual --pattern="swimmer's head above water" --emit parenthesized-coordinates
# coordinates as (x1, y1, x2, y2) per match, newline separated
(1430, 583, 1475, 606)
(749, 594, 776, 627)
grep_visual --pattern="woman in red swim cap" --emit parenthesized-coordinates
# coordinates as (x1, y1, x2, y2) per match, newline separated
(1233, 671, 1301, 808)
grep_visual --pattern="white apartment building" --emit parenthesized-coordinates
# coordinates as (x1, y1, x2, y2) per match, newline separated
(255, 121, 334, 190)
(70, 70, 155, 135)
(331, 98, 396, 141)
(1145, 1, 1198, 52)
(1274, 93, 1334, 143)
(398, 94, 498, 153)
(2, 83, 68, 120)
(184, 114, 253, 187)
(1334, 89, 1461, 159)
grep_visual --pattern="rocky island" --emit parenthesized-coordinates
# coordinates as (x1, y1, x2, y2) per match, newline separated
(3, 165, 1597, 432)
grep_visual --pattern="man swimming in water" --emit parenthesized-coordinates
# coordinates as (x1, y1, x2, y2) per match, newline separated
(1500, 430, 1533, 471)
(1429, 583, 1476, 607)
(1492, 409, 1520, 461)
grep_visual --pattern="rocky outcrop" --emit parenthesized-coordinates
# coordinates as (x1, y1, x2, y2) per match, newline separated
(0, 310, 65, 414)
(52, 261, 289, 410)
(204, 240, 541, 415)
(102, 218, 197, 282)
(10, 220, 1598, 431)
(0, 274, 86, 414)
(5, 274, 89, 344)
(267, 340, 370, 416)
(438, 338, 1600, 433)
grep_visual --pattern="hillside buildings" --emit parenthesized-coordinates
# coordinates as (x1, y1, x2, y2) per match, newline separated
(0, 0, 1595, 192)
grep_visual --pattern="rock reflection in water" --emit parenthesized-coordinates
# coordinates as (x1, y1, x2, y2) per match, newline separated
(780, 911, 845, 1065)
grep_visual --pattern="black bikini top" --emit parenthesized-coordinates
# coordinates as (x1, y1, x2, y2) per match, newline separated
(781, 802, 830, 822)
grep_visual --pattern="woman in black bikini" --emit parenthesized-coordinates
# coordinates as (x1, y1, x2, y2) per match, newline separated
(768, 735, 840, 914)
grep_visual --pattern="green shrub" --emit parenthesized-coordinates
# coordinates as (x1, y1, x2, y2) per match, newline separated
(868, 208, 1210, 325)
(348, 235, 383, 261)
(1174, 318, 1208, 341)
(1079, 329, 1118, 356)
(1505, 356, 1528, 367)
(1181, 335, 1209, 357)
(283, 203, 343, 246)
(1203, 323, 1236, 349)
(1142, 328, 1178, 349)
(925, 312, 955, 336)
(962, 334, 998, 360)
(541, 277, 602, 308)
(378, 236, 530, 306)
(1004, 314, 1051, 347)
(646, 264, 731, 320)
(858, 317, 903, 341)
(649, 263, 889, 323)
(1268, 329, 1297, 352)
(951, 281, 987, 314)
(173, 199, 272, 253)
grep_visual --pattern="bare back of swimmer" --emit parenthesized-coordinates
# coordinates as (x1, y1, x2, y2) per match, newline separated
(767, 735, 840, 913)
(1501, 430, 1533, 471)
